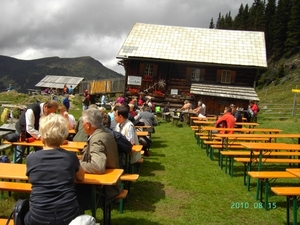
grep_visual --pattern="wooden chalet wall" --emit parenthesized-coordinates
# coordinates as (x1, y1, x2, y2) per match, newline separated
(124, 59, 257, 115)
(79, 78, 125, 95)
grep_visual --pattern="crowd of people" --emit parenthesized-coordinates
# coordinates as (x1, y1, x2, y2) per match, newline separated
(215, 100, 259, 134)
(11, 91, 159, 224)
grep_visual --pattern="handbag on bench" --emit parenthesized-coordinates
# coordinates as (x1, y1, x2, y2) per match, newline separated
(6, 199, 29, 225)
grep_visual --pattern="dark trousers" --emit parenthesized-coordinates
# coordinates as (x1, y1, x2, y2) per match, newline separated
(25, 207, 82, 225)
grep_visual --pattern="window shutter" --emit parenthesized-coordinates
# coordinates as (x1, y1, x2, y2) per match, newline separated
(216, 70, 221, 82)
(153, 64, 158, 77)
(139, 63, 145, 76)
(231, 71, 236, 83)
(186, 67, 192, 80)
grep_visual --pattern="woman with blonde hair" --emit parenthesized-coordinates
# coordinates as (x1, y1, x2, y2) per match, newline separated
(25, 113, 85, 225)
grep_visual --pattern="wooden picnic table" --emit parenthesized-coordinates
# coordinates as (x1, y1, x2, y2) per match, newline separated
(272, 169, 300, 225)
(235, 122, 259, 128)
(214, 133, 300, 145)
(203, 127, 283, 141)
(136, 131, 149, 137)
(0, 163, 123, 224)
(4, 140, 86, 150)
(241, 143, 300, 201)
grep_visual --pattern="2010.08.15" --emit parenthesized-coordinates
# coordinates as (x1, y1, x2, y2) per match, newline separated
(230, 202, 276, 209)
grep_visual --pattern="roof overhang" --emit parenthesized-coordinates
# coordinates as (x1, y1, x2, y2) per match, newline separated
(190, 83, 259, 101)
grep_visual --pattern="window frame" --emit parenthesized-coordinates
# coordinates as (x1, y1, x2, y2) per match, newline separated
(190, 68, 203, 82)
(221, 70, 231, 84)
(144, 64, 154, 77)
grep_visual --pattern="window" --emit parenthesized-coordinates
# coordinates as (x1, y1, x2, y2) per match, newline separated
(191, 68, 200, 81)
(144, 64, 153, 77)
(221, 70, 231, 83)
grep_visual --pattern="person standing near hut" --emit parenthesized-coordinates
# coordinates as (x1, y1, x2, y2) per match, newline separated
(63, 84, 69, 94)
(82, 90, 90, 111)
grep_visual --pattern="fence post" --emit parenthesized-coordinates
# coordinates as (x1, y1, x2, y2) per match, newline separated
(292, 85, 298, 116)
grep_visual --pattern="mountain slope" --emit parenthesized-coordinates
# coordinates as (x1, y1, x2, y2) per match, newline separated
(0, 55, 123, 93)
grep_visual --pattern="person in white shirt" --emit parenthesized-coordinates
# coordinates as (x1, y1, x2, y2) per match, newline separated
(58, 105, 76, 129)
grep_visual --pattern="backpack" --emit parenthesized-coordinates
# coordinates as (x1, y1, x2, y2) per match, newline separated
(112, 130, 132, 154)
(257, 106, 260, 112)
(105, 128, 132, 154)
(6, 199, 29, 225)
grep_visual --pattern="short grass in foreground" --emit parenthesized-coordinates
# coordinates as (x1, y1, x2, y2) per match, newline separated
(0, 118, 299, 224)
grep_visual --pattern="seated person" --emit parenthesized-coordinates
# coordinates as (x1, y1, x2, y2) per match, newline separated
(114, 105, 143, 160)
(193, 101, 204, 116)
(134, 105, 158, 134)
(248, 100, 259, 117)
(58, 105, 76, 129)
(179, 100, 192, 122)
(215, 106, 235, 134)
(25, 113, 85, 225)
(78, 108, 121, 208)
(230, 104, 242, 128)
(73, 104, 98, 142)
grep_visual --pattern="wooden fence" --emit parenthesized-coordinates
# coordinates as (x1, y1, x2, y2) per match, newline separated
(258, 103, 300, 120)
(78, 78, 125, 95)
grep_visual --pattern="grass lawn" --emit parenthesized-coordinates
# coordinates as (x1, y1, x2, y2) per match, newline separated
(0, 118, 299, 225)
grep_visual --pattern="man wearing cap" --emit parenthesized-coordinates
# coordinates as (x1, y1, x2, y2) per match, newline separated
(230, 104, 242, 128)
(82, 90, 90, 111)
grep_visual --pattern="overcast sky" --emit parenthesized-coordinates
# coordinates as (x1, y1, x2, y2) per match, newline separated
(0, 0, 255, 74)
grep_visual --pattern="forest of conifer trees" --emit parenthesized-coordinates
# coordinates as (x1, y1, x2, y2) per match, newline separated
(210, 0, 300, 63)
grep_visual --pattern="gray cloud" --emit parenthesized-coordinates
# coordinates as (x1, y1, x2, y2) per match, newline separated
(0, 0, 254, 74)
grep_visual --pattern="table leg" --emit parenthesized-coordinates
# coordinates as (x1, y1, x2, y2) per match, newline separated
(264, 179, 269, 211)
(91, 185, 96, 218)
(286, 196, 290, 225)
(293, 196, 297, 225)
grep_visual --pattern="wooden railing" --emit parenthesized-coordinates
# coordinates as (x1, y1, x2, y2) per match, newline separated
(258, 103, 300, 120)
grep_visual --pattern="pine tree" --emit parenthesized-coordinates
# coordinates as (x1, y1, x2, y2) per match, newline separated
(273, 0, 292, 59)
(224, 12, 233, 29)
(284, 0, 300, 57)
(233, 4, 245, 30)
(241, 4, 250, 30)
(265, 0, 276, 58)
(216, 13, 221, 29)
(209, 18, 215, 29)
(248, 0, 266, 31)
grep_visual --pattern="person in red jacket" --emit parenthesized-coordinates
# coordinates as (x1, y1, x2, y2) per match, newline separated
(215, 106, 235, 134)
(248, 100, 258, 116)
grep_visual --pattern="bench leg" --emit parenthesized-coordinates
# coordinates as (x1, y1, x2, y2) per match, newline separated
(264, 179, 269, 211)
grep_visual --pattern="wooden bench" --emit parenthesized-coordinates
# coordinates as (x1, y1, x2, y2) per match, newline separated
(248, 171, 298, 210)
(0, 181, 31, 192)
(0, 143, 12, 155)
(0, 219, 13, 225)
(114, 189, 129, 214)
(172, 116, 180, 126)
(220, 150, 251, 175)
(209, 144, 244, 161)
(271, 187, 300, 225)
(120, 174, 139, 194)
(221, 151, 300, 177)
(234, 158, 300, 186)
(117, 174, 139, 213)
